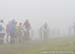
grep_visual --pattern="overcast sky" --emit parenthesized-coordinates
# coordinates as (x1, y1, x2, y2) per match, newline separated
(0, 0, 75, 33)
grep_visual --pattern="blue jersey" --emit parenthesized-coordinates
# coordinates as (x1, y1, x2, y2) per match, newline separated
(8, 20, 16, 33)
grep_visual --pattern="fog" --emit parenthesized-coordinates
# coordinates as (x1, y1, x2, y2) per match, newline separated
(0, 0, 75, 36)
(0, 1, 75, 54)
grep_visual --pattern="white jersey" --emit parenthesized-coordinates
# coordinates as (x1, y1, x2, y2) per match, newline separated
(0, 23, 6, 33)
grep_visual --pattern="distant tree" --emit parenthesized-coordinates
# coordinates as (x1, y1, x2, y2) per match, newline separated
(56, 29, 60, 37)
(39, 25, 43, 41)
(68, 26, 72, 36)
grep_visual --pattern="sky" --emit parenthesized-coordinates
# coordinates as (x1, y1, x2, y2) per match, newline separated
(0, 0, 75, 34)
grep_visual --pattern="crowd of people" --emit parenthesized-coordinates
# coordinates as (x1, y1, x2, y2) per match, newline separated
(0, 19, 32, 44)
(0, 19, 49, 44)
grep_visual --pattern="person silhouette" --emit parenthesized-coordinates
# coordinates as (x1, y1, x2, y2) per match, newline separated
(39, 22, 49, 41)
(0, 20, 6, 44)
(6, 19, 17, 44)
(16, 22, 23, 44)
(23, 19, 31, 42)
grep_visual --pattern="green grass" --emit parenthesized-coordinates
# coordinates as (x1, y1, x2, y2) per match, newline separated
(0, 36, 75, 54)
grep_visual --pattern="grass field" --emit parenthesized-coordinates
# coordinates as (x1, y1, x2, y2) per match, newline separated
(0, 36, 75, 54)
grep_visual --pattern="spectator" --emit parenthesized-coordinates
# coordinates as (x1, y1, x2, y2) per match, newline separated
(23, 19, 31, 42)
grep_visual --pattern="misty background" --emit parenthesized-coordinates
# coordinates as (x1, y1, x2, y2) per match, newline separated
(0, 0, 75, 39)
